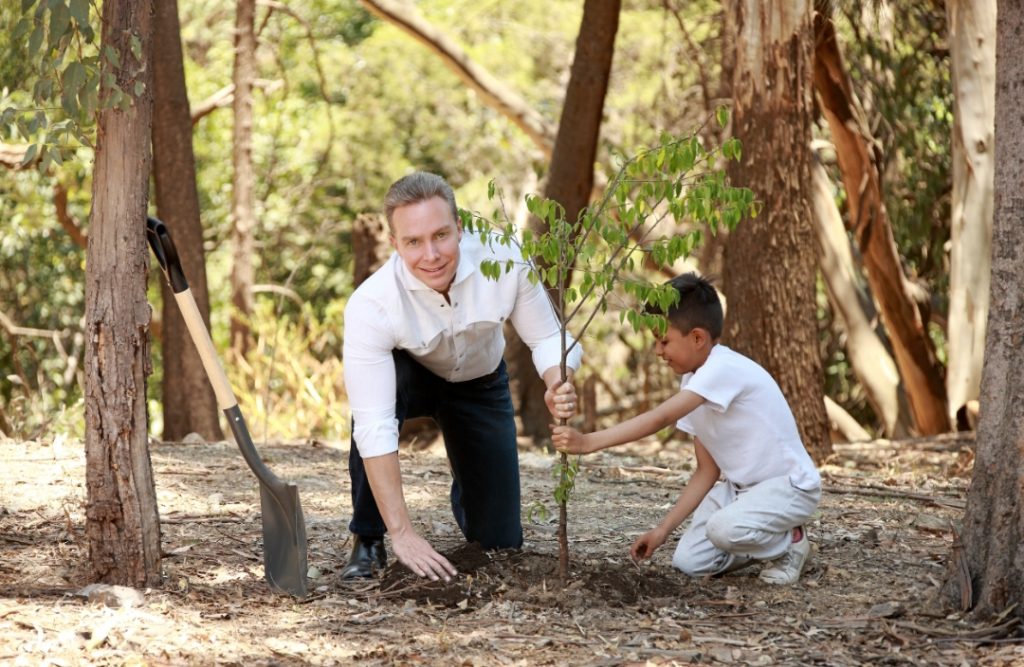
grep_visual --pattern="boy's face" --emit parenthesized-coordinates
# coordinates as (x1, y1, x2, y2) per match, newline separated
(653, 325, 708, 375)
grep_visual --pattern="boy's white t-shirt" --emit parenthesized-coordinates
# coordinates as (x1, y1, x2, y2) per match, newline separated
(676, 344, 821, 491)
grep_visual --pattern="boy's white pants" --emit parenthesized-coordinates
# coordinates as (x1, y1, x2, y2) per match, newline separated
(672, 475, 821, 577)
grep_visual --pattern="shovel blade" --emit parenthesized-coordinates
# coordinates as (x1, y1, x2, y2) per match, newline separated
(258, 481, 308, 597)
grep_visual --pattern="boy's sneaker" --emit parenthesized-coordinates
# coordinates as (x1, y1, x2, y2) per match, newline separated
(759, 528, 810, 585)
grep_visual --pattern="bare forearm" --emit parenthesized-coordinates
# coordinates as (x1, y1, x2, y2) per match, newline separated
(655, 439, 720, 534)
(656, 467, 718, 534)
(584, 410, 675, 452)
(581, 390, 705, 453)
(362, 453, 414, 536)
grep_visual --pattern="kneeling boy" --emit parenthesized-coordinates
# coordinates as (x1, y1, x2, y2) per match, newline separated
(551, 273, 821, 584)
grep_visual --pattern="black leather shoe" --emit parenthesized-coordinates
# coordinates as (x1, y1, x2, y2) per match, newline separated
(340, 535, 386, 579)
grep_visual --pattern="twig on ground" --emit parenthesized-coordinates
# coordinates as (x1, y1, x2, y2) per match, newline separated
(823, 483, 966, 509)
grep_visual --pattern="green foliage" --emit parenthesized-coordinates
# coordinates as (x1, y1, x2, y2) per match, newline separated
(225, 299, 347, 442)
(0, 168, 86, 438)
(552, 456, 579, 505)
(0, 0, 147, 173)
(836, 3, 951, 303)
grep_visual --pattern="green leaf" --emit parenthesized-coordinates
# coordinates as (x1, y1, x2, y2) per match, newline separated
(103, 45, 120, 69)
(20, 142, 39, 167)
(716, 106, 729, 128)
(29, 24, 44, 56)
(130, 34, 142, 62)
(133, 80, 145, 97)
(12, 17, 32, 41)
(69, 0, 88, 26)
(22, 0, 37, 10)
(60, 88, 77, 116)
(48, 3, 71, 49)
(63, 61, 85, 91)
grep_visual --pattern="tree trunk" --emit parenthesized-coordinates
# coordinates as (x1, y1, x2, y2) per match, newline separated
(152, 0, 224, 442)
(810, 157, 908, 438)
(722, 0, 831, 463)
(945, 0, 995, 430)
(507, 0, 620, 442)
(812, 3, 950, 435)
(84, 0, 161, 587)
(943, 2, 1024, 620)
(351, 213, 391, 288)
(230, 0, 257, 358)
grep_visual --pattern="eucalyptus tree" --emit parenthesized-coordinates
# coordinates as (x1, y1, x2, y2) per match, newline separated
(945, 0, 995, 430)
(230, 0, 257, 357)
(943, 0, 1024, 620)
(84, 0, 161, 586)
(152, 0, 223, 442)
(813, 0, 949, 437)
(721, 0, 830, 461)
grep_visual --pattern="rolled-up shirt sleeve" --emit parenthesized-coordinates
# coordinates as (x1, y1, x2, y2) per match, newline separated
(343, 295, 401, 458)
(508, 266, 583, 376)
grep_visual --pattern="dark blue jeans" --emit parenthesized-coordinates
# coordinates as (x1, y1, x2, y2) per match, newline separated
(348, 350, 523, 549)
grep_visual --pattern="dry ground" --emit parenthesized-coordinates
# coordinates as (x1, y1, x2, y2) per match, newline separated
(1, 430, 1021, 666)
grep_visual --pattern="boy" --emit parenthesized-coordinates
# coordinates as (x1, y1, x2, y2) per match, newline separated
(551, 273, 821, 585)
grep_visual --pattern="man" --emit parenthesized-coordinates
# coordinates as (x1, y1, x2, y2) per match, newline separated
(342, 171, 581, 581)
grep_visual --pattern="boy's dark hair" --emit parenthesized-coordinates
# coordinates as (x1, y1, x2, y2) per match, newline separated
(645, 272, 723, 339)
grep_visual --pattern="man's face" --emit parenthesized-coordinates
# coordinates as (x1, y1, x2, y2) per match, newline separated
(389, 196, 462, 294)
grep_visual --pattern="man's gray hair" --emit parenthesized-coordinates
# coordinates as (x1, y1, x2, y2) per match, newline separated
(383, 171, 458, 226)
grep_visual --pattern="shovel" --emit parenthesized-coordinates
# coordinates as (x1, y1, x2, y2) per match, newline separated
(146, 216, 308, 597)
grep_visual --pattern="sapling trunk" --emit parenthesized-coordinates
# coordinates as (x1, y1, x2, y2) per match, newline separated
(557, 329, 573, 586)
(557, 451, 569, 583)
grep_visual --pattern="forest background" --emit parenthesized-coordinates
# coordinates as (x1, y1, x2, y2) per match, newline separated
(0, 0, 959, 449)
(4, 0, 1024, 653)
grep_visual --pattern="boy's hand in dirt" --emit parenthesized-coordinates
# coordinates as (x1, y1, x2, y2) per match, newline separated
(631, 526, 668, 562)
(550, 425, 592, 454)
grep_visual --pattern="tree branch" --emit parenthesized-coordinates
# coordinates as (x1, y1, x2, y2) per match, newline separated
(190, 83, 235, 125)
(53, 183, 88, 249)
(0, 143, 40, 170)
(359, 0, 556, 157)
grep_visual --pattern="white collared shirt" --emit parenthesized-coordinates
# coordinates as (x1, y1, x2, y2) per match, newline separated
(343, 233, 583, 458)
(675, 345, 821, 491)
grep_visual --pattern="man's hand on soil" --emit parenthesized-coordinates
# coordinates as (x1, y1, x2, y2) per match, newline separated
(391, 528, 458, 582)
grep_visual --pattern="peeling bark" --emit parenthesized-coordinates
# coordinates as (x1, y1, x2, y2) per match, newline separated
(944, 2, 1024, 621)
(85, 0, 161, 587)
(813, 4, 949, 435)
(945, 0, 995, 429)
(723, 0, 831, 462)
(811, 157, 907, 437)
